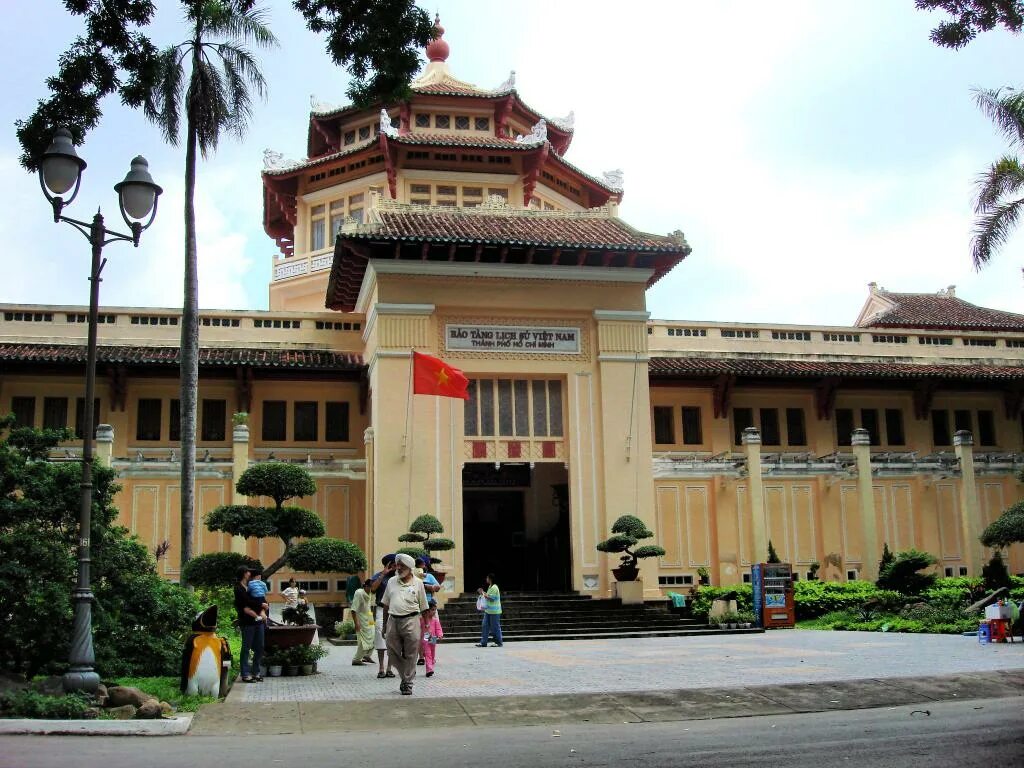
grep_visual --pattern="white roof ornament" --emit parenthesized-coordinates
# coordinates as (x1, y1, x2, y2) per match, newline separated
(602, 169, 624, 191)
(550, 110, 575, 132)
(310, 94, 343, 115)
(379, 109, 399, 138)
(495, 70, 516, 92)
(515, 119, 548, 145)
(263, 149, 303, 171)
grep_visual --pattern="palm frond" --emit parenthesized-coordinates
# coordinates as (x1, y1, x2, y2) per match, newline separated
(144, 46, 188, 145)
(974, 155, 1024, 213)
(207, 3, 278, 50)
(970, 194, 1024, 269)
(187, 57, 231, 157)
(974, 87, 1024, 149)
(214, 42, 268, 100)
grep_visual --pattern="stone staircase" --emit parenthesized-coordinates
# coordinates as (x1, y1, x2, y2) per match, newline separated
(437, 591, 762, 643)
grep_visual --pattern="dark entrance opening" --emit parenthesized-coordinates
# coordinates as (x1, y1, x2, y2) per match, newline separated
(462, 462, 571, 592)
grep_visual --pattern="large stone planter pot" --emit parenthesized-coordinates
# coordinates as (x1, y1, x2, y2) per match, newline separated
(268, 665, 282, 677)
(300, 664, 314, 676)
(265, 624, 321, 650)
(614, 579, 644, 605)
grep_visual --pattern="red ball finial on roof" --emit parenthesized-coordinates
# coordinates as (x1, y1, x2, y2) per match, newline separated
(426, 13, 449, 63)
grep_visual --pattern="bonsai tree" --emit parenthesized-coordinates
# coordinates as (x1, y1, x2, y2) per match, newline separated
(877, 542, 895, 577)
(876, 548, 937, 594)
(397, 514, 455, 565)
(981, 550, 1013, 591)
(596, 515, 665, 579)
(981, 499, 1024, 549)
(184, 462, 366, 582)
(181, 552, 263, 588)
(767, 540, 781, 563)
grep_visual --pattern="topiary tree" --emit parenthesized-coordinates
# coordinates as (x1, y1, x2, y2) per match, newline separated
(767, 540, 781, 564)
(397, 514, 455, 565)
(596, 515, 665, 577)
(980, 499, 1024, 549)
(981, 549, 1013, 591)
(181, 552, 264, 588)
(186, 462, 365, 581)
(877, 542, 895, 579)
(876, 548, 938, 595)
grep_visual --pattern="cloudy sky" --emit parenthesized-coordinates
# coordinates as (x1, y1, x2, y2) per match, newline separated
(0, 1, 1020, 324)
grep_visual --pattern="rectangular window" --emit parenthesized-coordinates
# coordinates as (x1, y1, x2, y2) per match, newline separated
(497, 380, 513, 436)
(10, 396, 35, 428)
(343, 130, 355, 145)
(953, 409, 972, 435)
(760, 408, 781, 446)
(884, 408, 905, 446)
(977, 410, 996, 446)
(294, 402, 318, 442)
(169, 399, 181, 442)
(513, 380, 529, 437)
(358, 126, 370, 140)
(455, 116, 470, 130)
(75, 398, 100, 439)
(836, 408, 854, 447)
(732, 407, 754, 445)
(653, 406, 675, 445)
(201, 399, 226, 442)
(262, 401, 286, 441)
(548, 381, 563, 437)
(861, 409, 880, 446)
(42, 397, 68, 431)
(785, 408, 807, 446)
(931, 410, 951, 447)
(326, 402, 350, 442)
(435, 114, 450, 129)
(480, 379, 495, 436)
(681, 406, 703, 445)
(474, 116, 490, 131)
(415, 113, 430, 128)
(136, 399, 162, 441)
(310, 218, 326, 251)
(464, 381, 479, 436)
(531, 380, 547, 437)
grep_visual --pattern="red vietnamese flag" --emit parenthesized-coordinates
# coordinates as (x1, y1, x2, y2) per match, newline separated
(412, 351, 470, 400)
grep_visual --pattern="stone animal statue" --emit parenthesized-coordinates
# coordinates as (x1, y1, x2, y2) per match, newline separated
(180, 605, 232, 697)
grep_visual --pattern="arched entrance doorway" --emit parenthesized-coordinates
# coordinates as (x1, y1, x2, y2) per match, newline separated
(462, 462, 571, 592)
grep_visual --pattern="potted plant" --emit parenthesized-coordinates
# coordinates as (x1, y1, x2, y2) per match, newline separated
(335, 619, 355, 641)
(282, 646, 301, 677)
(398, 514, 455, 582)
(265, 652, 283, 677)
(807, 561, 820, 581)
(232, 411, 249, 426)
(696, 566, 710, 586)
(737, 610, 756, 629)
(596, 515, 665, 582)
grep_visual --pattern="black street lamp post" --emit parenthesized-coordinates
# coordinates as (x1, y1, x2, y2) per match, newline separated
(37, 128, 162, 694)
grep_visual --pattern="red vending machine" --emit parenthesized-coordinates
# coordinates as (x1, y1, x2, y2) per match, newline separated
(751, 562, 795, 628)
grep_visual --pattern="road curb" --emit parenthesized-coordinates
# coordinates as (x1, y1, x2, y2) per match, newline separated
(0, 714, 193, 736)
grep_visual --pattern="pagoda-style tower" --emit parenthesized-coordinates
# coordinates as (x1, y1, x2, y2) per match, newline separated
(262, 19, 690, 598)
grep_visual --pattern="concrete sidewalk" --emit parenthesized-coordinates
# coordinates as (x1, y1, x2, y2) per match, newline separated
(190, 669, 1024, 735)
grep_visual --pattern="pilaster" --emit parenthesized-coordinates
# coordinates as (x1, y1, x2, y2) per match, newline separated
(231, 423, 250, 554)
(954, 430, 982, 576)
(95, 424, 113, 468)
(852, 428, 879, 581)
(742, 427, 767, 564)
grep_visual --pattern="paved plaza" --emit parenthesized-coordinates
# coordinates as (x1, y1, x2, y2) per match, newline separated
(232, 631, 1024, 703)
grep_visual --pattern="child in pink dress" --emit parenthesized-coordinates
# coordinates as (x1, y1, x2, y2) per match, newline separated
(420, 599, 443, 677)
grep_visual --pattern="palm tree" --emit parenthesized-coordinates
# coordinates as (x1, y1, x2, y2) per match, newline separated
(145, 1, 278, 571)
(971, 87, 1024, 268)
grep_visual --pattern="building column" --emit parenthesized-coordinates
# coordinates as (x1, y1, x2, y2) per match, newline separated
(742, 426, 767, 564)
(954, 430, 983, 576)
(364, 426, 375, 568)
(852, 427, 880, 581)
(95, 424, 114, 468)
(230, 422, 250, 555)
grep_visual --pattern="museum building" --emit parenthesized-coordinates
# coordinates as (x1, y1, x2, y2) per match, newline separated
(1, 19, 1022, 601)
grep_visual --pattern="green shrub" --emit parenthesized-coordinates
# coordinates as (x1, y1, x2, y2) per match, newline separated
(0, 690, 93, 719)
(792, 580, 882, 619)
(182, 552, 264, 588)
(286, 537, 367, 574)
(690, 585, 754, 619)
(982, 551, 1013, 592)
(876, 548, 937, 595)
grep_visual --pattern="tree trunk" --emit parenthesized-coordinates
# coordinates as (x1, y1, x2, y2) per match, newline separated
(179, 93, 200, 574)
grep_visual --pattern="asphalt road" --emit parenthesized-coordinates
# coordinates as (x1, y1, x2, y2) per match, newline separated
(2, 698, 1021, 768)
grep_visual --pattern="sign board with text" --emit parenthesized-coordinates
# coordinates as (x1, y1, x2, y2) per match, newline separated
(445, 324, 581, 354)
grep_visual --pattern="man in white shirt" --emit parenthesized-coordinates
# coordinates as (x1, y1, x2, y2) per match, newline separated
(381, 553, 429, 695)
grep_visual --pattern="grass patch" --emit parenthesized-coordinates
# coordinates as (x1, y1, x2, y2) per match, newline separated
(110, 676, 215, 713)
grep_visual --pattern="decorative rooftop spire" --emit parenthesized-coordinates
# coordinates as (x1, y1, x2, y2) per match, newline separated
(426, 13, 450, 63)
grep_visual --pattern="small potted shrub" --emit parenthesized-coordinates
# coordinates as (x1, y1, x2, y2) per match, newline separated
(265, 652, 283, 677)
(696, 566, 710, 586)
(596, 515, 665, 582)
(737, 610, 756, 629)
(335, 619, 355, 640)
(282, 646, 301, 677)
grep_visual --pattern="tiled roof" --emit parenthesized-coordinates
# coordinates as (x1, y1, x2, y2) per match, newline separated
(393, 133, 529, 149)
(0, 344, 363, 370)
(351, 204, 688, 252)
(648, 356, 1024, 381)
(864, 291, 1024, 332)
(411, 82, 512, 97)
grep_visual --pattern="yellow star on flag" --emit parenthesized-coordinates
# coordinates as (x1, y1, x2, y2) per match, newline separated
(436, 367, 449, 386)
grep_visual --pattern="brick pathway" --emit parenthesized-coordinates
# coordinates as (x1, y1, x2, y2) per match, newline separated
(232, 631, 1024, 703)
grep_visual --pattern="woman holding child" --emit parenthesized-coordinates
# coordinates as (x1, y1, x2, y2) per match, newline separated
(234, 566, 268, 683)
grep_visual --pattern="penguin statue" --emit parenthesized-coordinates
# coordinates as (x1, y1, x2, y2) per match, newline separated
(180, 605, 232, 696)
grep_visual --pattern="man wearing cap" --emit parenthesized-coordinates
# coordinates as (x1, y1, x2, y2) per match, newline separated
(381, 553, 430, 695)
(369, 554, 397, 679)
(416, 556, 441, 665)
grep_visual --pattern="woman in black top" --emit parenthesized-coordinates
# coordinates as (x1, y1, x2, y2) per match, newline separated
(234, 566, 267, 682)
